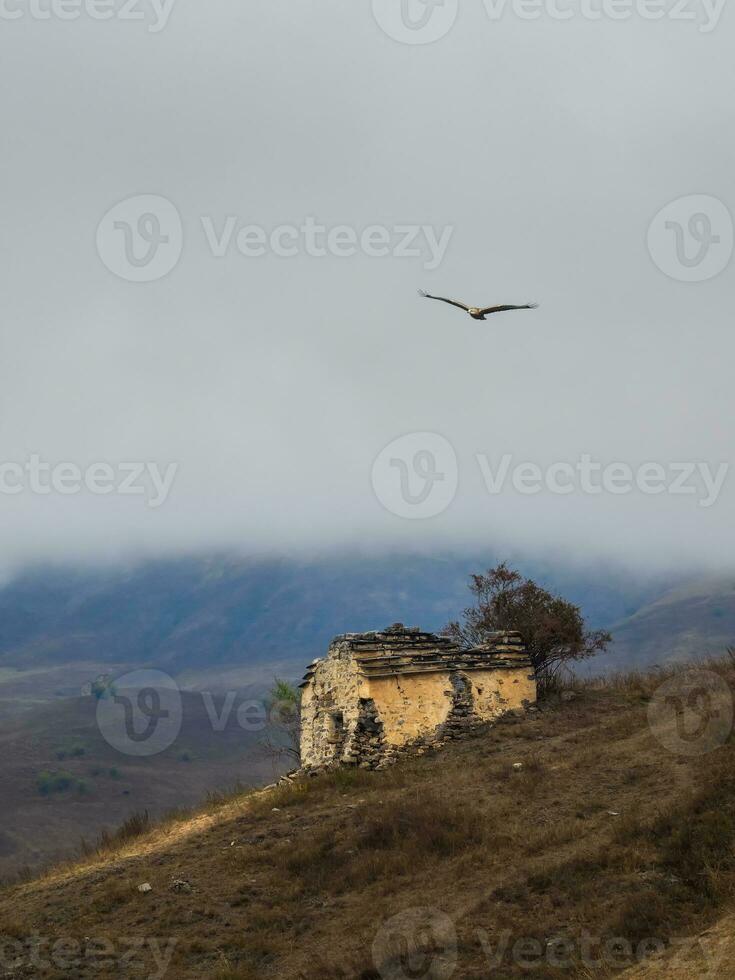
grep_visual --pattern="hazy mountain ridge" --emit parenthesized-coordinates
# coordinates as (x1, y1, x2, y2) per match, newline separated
(593, 577, 735, 672)
(0, 554, 669, 682)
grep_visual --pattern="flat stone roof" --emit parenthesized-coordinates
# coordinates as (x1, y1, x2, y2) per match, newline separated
(300, 624, 532, 683)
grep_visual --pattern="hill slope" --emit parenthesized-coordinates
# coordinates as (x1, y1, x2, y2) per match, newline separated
(0, 553, 674, 887)
(3, 667, 735, 979)
(0, 690, 279, 881)
(594, 578, 735, 673)
(623, 909, 735, 978)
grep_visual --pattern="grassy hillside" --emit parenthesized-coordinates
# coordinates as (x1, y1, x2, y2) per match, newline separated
(2, 662, 735, 979)
(623, 907, 735, 978)
(0, 691, 280, 881)
(598, 578, 735, 673)
(0, 553, 678, 889)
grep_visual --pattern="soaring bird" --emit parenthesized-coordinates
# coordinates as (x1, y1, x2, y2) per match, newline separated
(419, 290, 539, 321)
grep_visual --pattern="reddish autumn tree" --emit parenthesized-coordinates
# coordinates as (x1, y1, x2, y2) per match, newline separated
(444, 562, 611, 686)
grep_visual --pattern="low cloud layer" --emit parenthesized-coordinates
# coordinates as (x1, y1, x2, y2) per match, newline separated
(0, 2, 733, 576)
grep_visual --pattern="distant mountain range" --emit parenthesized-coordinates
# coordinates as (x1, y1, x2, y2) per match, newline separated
(592, 577, 735, 673)
(0, 552, 731, 688)
(0, 552, 666, 685)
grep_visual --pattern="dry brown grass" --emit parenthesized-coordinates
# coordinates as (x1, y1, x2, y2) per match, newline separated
(90, 876, 137, 914)
(2, 659, 735, 978)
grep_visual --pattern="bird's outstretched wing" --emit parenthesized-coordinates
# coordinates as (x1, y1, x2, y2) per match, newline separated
(418, 289, 470, 312)
(479, 303, 539, 316)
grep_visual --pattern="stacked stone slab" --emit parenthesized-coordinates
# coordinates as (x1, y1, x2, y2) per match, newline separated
(298, 623, 537, 771)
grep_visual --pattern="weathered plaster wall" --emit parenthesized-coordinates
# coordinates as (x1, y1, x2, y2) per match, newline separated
(362, 667, 535, 748)
(363, 673, 456, 748)
(468, 668, 537, 721)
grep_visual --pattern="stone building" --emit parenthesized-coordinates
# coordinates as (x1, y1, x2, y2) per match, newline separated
(298, 623, 536, 770)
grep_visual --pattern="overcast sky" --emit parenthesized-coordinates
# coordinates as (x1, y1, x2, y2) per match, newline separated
(0, 0, 733, 576)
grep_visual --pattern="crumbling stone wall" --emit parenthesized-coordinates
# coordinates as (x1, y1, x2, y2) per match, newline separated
(298, 643, 363, 769)
(299, 624, 536, 770)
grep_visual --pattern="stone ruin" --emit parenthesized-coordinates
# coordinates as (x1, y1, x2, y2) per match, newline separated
(298, 623, 537, 770)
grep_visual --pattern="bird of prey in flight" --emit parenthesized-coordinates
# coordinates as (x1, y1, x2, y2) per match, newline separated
(419, 290, 539, 321)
